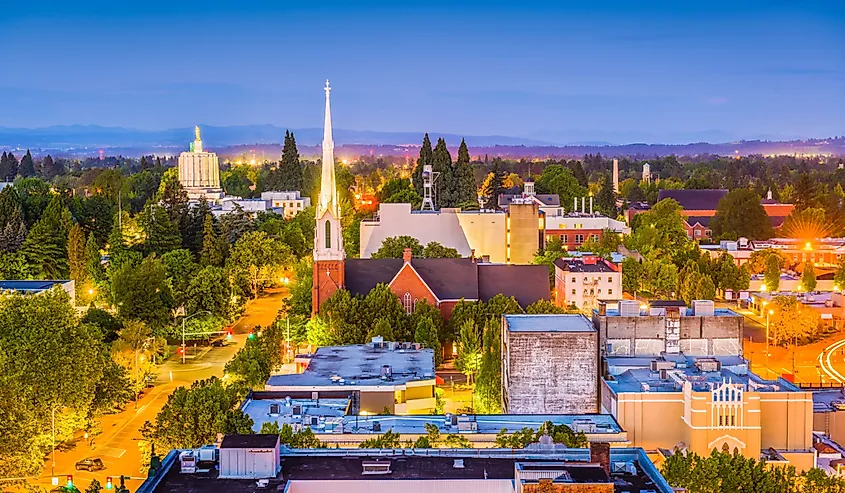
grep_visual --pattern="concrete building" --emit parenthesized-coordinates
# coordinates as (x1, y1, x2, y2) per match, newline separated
(749, 291, 845, 329)
(553, 257, 622, 310)
(240, 391, 628, 447)
(261, 191, 311, 218)
(594, 300, 743, 357)
(139, 445, 674, 493)
(0, 279, 75, 305)
(178, 126, 223, 201)
(813, 390, 845, 454)
(502, 314, 599, 414)
(706, 236, 845, 270)
(602, 354, 816, 470)
(264, 340, 437, 415)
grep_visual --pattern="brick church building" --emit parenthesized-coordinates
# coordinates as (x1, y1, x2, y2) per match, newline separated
(311, 81, 549, 319)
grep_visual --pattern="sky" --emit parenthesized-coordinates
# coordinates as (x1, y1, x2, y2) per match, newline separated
(1, 0, 843, 144)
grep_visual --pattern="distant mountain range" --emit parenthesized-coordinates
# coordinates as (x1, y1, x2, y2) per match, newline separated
(0, 124, 843, 159)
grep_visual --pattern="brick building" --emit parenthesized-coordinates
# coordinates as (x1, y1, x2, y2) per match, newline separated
(553, 257, 622, 310)
(502, 314, 599, 414)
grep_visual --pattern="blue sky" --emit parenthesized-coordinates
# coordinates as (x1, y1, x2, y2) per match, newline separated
(1, 0, 843, 144)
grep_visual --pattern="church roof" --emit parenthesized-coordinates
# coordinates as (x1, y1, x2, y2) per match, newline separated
(342, 258, 549, 306)
(657, 189, 727, 211)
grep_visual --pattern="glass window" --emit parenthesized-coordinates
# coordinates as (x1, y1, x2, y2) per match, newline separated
(324, 220, 332, 249)
(608, 289, 613, 296)
(403, 292, 413, 314)
(571, 289, 576, 295)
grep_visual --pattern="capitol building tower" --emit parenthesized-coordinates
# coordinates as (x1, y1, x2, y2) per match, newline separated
(178, 126, 223, 201)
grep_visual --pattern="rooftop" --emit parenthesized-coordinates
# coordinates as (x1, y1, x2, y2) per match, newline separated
(265, 342, 435, 389)
(813, 390, 845, 412)
(554, 257, 618, 273)
(604, 354, 800, 394)
(751, 291, 842, 307)
(141, 447, 673, 493)
(657, 188, 727, 211)
(0, 280, 71, 292)
(504, 314, 595, 333)
(219, 434, 279, 449)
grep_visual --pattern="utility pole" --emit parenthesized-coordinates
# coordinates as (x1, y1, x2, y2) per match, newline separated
(51, 406, 56, 477)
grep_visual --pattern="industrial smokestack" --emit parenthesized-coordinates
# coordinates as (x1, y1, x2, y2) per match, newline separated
(581, 196, 585, 213)
(612, 159, 619, 194)
(574, 196, 577, 212)
(590, 196, 593, 215)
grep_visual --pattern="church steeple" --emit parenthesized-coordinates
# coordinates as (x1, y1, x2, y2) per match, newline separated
(317, 80, 339, 219)
(314, 80, 345, 263)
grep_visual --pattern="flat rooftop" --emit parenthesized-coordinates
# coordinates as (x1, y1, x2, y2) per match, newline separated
(0, 280, 70, 292)
(504, 314, 595, 333)
(813, 390, 845, 412)
(599, 307, 741, 317)
(242, 396, 350, 433)
(604, 354, 800, 394)
(752, 291, 841, 307)
(143, 448, 672, 493)
(265, 343, 435, 389)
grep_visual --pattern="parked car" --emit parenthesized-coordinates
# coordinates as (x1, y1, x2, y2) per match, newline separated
(75, 457, 104, 471)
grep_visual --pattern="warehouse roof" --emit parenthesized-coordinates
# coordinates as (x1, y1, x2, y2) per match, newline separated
(504, 314, 595, 333)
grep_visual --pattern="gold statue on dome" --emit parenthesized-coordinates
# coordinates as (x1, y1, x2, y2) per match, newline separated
(195, 125, 201, 141)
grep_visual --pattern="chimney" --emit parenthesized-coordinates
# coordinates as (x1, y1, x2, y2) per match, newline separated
(581, 196, 585, 213)
(470, 249, 476, 262)
(612, 159, 619, 194)
(589, 196, 593, 215)
(403, 248, 412, 264)
(481, 254, 490, 263)
(590, 441, 611, 476)
(767, 188, 773, 200)
(573, 196, 577, 212)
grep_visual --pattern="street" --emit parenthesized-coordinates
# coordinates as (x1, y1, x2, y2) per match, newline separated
(32, 289, 286, 492)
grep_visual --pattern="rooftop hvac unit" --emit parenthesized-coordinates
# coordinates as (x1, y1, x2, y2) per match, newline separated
(292, 405, 302, 417)
(268, 404, 280, 416)
(372, 421, 381, 432)
(695, 358, 721, 373)
(649, 360, 675, 372)
(692, 300, 715, 317)
(362, 461, 391, 475)
(619, 300, 640, 317)
(310, 416, 319, 426)
(453, 459, 465, 469)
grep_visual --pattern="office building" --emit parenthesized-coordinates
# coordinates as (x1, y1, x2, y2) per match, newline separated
(553, 257, 622, 310)
(261, 191, 312, 218)
(178, 126, 224, 201)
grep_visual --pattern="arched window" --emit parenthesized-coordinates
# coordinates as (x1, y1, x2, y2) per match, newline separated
(403, 292, 413, 314)
(325, 220, 332, 249)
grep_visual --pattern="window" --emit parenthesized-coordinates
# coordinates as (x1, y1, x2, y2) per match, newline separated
(607, 277, 612, 283)
(591, 234, 599, 242)
(598, 289, 602, 294)
(413, 298, 419, 312)
(560, 234, 568, 243)
(575, 234, 584, 244)
(324, 220, 332, 249)
(694, 229, 701, 237)
(608, 289, 613, 296)
(571, 277, 576, 283)
(571, 289, 576, 295)
(403, 292, 413, 314)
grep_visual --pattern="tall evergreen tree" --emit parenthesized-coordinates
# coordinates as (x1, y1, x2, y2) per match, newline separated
(570, 160, 589, 188)
(432, 138, 454, 207)
(38, 155, 63, 180)
(139, 156, 151, 171)
(68, 223, 88, 286)
(482, 160, 507, 210)
(18, 150, 36, 178)
(140, 203, 182, 256)
(0, 187, 25, 252)
(20, 195, 72, 278)
(200, 214, 225, 267)
(452, 139, 477, 207)
(278, 130, 303, 191)
(85, 232, 104, 282)
(157, 175, 190, 245)
(183, 198, 211, 255)
(0, 152, 18, 181)
(412, 133, 433, 197)
(595, 173, 617, 217)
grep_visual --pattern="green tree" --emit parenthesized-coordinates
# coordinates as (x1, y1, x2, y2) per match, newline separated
(432, 137, 455, 207)
(710, 253, 749, 292)
(711, 189, 774, 240)
(68, 223, 88, 287)
(227, 231, 290, 299)
(359, 430, 402, 449)
(455, 320, 482, 384)
(640, 255, 679, 298)
(678, 260, 716, 305)
(112, 256, 174, 327)
(764, 254, 781, 292)
(86, 231, 104, 282)
(475, 318, 504, 414)
(452, 139, 477, 206)
(423, 241, 460, 258)
(279, 130, 303, 191)
(200, 214, 226, 267)
(143, 377, 253, 450)
(371, 235, 424, 258)
(259, 422, 322, 448)
(768, 295, 821, 345)
(414, 316, 441, 366)
(536, 165, 586, 213)
(482, 160, 508, 210)
(140, 203, 182, 255)
(284, 257, 313, 318)
(85, 478, 103, 493)
(369, 318, 395, 341)
(186, 266, 229, 317)
(595, 173, 617, 217)
(19, 149, 36, 177)
(525, 300, 566, 314)
(625, 198, 692, 264)
(363, 284, 408, 340)
(801, 263, 817, 292)
(0, 151, 19, 180)
(20, 195, 73, 278)
(621, 257, 642, 294)
(318, 289, 365, 344)
(161, 248, 199, 310)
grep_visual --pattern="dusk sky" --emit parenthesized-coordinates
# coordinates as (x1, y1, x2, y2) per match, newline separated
(2, 0, 843, 144)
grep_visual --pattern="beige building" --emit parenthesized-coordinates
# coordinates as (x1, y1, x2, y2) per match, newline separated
(553, 257, 622, 310)
(602, 354, 816, 471)
(261, 191, 311, 218)
(178, 126, 223, 201)
(360, 202, 543, 264)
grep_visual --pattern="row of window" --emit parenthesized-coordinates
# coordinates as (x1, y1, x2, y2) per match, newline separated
(402, 292, 419, 314)
(572, 288, 613, 296)
(552, 234, 601, 244)
(572, 277, 615, 283)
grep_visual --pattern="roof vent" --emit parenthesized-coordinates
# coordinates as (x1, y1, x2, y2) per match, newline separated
(362, 461, 391, 475)
(268, 403, 280, 416)
(453, 459, 465, 469)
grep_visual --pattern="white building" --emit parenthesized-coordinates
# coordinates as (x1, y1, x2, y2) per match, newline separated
(178, 126, 224, 201)
(553, 257, 622, 310)
(261, 191, 311, 218)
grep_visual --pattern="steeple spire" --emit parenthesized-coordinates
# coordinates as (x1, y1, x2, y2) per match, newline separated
(317, 80, 339, 218)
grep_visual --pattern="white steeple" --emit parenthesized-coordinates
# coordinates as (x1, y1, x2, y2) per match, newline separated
(317, 80, 340, 219)
(314, 80, 344, 262)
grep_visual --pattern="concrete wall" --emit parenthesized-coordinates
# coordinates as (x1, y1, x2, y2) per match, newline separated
(594, 314, 743, 357)
(360, 390, 396, 415)
(457, 212, 507, 262)
(503, 327, 598, 414)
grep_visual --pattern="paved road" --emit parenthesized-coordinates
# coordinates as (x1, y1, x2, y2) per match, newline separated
(33, 289, 286, 491)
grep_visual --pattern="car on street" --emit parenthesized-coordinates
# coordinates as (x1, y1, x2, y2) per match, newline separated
(75, 457, 104, 471)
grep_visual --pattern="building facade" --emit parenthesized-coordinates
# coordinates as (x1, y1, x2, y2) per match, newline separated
(502, 314, 599, 414)
(602, 354, 815, 470)
(553, 257, 622, 310)
(177, 126, 223, 201)
(261, 191, 312, 218)
(543, 211, 630, 251)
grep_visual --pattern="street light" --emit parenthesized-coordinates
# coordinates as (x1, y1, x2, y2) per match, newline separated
(182, 310, 212, 364)
(766, 309, 774, 372)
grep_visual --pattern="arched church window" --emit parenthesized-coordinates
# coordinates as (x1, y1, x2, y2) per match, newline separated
(325, 220, 331, 249)
(403, 292, 413, 314)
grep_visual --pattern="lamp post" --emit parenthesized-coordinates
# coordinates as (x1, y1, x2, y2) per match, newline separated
(51, 406, 56, 477)
(766, 309, 774, 374)
(182, 310, 212, 364)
